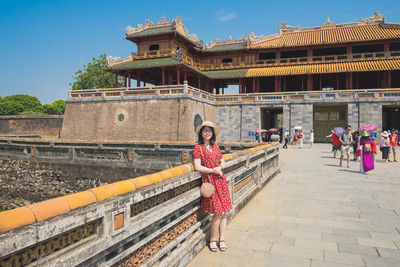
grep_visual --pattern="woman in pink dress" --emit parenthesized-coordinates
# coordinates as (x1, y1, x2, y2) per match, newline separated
(193, 121, 232, 252)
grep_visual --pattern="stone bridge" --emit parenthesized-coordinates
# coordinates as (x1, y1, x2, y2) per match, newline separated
(0, 141, 279, 266)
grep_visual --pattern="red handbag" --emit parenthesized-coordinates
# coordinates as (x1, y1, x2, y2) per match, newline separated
(199, 146, 216, 198)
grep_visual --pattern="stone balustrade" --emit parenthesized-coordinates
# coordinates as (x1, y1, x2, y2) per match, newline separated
(0, 143, 279, 267)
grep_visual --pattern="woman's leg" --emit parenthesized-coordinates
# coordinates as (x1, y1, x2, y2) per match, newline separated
(210, 214, 222, 242)
(218, 213, 228, 251)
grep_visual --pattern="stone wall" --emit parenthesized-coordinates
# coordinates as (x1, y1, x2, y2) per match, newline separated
(61, 96, 216, 142)
(0, 115, 63, 137)
(0, 157, 157, 210)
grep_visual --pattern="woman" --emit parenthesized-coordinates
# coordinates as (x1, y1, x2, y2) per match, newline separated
(359, 130, 374, 174)
(309, 129, 314, 148)
(352, 131, 359, 161)
(380, 131, 390, 163)
(326, 130, 341, 158)
(298, 130, 304, 149)
(193, 121, 232, 252)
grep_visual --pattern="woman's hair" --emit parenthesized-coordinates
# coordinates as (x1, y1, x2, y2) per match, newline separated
(198, 126, 216, 145)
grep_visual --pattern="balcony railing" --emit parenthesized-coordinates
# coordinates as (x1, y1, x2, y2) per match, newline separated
(68, 85, 400, 103)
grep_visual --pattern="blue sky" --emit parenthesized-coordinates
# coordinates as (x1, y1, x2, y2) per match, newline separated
(0, 0, 399, 103)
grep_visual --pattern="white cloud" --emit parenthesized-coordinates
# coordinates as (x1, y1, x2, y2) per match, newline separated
(216, 10, 236, 22)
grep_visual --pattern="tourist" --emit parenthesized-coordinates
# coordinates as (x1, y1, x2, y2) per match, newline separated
(339, 125, 353, 168)
(298, 130, 304, 149)
(359, 130, 374, 174)
(352, 131, 360, 161)
(309, 129, 314, 148)
(292, 130, 298, 145)
(326, 130, 340, 158)
(283, 129, 289, 149)
(389, 128, 398, 162)
(371, 137, 377, 160)
(380, 131, 390, 163)
(193, 121, 232, 252)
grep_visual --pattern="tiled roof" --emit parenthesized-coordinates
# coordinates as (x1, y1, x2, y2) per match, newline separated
(203, 69, 248, 79)
(106, 58, 181, 71)
(250, 23, 400, 49)
(246, 58, 400, 77)
(126, 26, 174, 38)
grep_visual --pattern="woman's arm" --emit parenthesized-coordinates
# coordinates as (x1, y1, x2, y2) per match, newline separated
(194, 158, 221, 175)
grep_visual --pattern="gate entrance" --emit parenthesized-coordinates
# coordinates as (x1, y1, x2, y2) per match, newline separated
(382, 105, 400, 131)
(260, 108, 283, 130)
(313, 105, 347, 143)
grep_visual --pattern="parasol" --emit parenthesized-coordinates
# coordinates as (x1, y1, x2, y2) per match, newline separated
(255, 129, 266, 134)
(293, 126, 302, 130)
(268, 128, 278, 132)
(334, 127, 345, 137)
(358, 125, 378, 133)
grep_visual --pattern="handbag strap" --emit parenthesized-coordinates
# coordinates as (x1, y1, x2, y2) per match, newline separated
(199, 145, 219, 183)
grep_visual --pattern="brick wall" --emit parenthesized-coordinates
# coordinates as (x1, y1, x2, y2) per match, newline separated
(61, 97, 216, 142)
(0, 115, 63, 137)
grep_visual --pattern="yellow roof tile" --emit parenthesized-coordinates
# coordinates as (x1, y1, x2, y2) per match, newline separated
(246, 58, 400, 77)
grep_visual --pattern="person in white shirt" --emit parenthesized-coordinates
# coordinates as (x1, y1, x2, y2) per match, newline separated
(309, 129, 314, 148)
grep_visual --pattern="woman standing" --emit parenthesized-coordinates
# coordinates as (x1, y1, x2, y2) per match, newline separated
(380, 131, 390, 163)
(352, 131, 359, 161)
(193, 121, 232, 252)
(298, 130, 304, 149)
(326, 131, 341, 158)
(359, 130, 374, 174)
(309, 129, 314, 148)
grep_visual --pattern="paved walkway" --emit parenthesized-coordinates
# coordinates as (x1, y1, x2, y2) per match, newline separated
(188, 144, 400, 267)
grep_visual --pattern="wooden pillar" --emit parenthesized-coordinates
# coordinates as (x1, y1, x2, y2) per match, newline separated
(128, 71, 131, 87)
(239, 79, 242, 93)
(256, 77, 260, 92)
(168, 69, 172, 85)
(177, 68, 180, 85)
(388, 71, 392, 88)
(222, 88, 224, 94)
(144, 82, 146, 86)
(347, 72, 353, 89)
(115, 71, 118, 88)
(307, 75, 312, 91)
(336, 74, 339, 90)
(274, 77, 280, 92)
(162, 68, 165, 85)
(137, 70, 141, 87)
(319, 75, 322, 90)
(252, 78, 256, 93)
(347, 45, 352, 59)
(384, 42, 390, 53)
(355, 73, 359, 89)
(276, 49, 280, 60)
(307, 47, 312, 58)
(183, 70, 187, 83)
(198, 76, 201, 89)
(124, 75, 127, 87)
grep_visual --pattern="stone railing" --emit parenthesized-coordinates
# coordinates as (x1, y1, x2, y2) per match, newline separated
(68, 85, 400, 103)
(0, 143, 279, 267)
(0, 138, 257, 169)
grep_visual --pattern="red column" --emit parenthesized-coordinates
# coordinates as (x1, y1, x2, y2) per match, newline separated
(347, 72, 353, 89)
(183, 70, 187, 82)
(177, 68, 180, 85)
(276, 49, 280, 60)
(347, 45, 352, 59)
(168, 69, 172, 85)
(388, 71, 392, 88)
(124, 75, 127, 87)
(162, 68, 165, 85)
(115, 71, 118, 88)
(252, 78, 256, 93)
(307, 48, 312, 58)
(307, 75, 312, 91)
(274, 77, 280, 92)
(198, 76, 201, 89)
(239, 79, 242, 93)
(384, 42, 390, 52)
(128, 71, 131, 87)
(137, 70, 141, 87)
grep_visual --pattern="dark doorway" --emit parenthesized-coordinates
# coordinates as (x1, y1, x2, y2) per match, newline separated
(382, 106, 400, 131)
(260, 108, 283, 130)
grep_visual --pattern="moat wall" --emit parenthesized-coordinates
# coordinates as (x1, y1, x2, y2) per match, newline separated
(0, 157, 158, 210)
(0, 115, 63, 137)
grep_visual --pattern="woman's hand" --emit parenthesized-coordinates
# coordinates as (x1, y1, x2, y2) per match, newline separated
(213, 166, 223, 176)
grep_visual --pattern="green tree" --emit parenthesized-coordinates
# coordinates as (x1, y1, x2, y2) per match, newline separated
(3, 94, 43, 113)
(70, 54, 124, 89)
(0, 99, 24, 115)
(46, 99, 66, 114)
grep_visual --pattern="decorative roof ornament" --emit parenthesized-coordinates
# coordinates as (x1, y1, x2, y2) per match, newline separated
(279, 22, 300, 32)
(159, 15, 168, 24)
(359, 11, 384, 23)
(321, 17, 336, 29)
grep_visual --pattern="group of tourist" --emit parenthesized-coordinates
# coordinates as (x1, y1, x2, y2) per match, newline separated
(282, 129, 314, 149)
(327, 125, 399, 174)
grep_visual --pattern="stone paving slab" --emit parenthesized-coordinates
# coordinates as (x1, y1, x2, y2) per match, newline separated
(188, 144, 400, 266)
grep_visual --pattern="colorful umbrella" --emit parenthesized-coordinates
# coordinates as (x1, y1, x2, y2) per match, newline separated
(294, 126, 302, 130)
(358, 125, 378, 133)
(255, 129, 266, 134)
(268, 128, 278, 132)
(334, 127, 345, 137)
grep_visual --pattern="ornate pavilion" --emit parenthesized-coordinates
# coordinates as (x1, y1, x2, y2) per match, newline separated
(106, 12, 400, 94)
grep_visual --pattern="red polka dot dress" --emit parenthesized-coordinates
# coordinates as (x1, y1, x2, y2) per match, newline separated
(193, 144, 232, 214)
